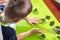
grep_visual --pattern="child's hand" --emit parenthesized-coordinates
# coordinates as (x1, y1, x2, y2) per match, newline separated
(0, 1, 6, 4)
(25, 17, 40, 25)
(31, 28, 45, 34)
(55, 0, 60, 3)
(0, 0, 7, 4)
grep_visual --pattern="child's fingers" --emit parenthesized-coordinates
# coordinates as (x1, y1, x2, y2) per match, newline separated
(32, 20, 40, 24)
(28, 21, 34, 26)
(39, 30, 46, 34)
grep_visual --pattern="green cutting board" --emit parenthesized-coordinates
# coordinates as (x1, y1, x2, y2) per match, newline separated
(16, 0, 60, 40)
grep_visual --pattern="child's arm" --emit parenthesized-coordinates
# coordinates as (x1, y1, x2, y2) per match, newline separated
(17, 30, 32, 40)
(16, 28, 45, 40)
(0, 0, 7, 4)
(0, 1, 6, 4)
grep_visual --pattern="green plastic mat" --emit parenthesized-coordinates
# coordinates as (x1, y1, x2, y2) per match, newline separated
(16, 0, 60, 40)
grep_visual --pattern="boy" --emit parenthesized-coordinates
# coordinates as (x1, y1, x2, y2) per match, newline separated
(0, 0, 45, 40)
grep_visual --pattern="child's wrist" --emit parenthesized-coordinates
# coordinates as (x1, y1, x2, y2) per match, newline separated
(28, 30, 34, 34)
(0, 1, 6, 4)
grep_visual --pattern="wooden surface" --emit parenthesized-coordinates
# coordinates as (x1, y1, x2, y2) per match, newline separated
(43, 0, 60, 22)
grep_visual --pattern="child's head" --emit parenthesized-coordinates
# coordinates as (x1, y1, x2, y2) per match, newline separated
(4, 0, 32, 23)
